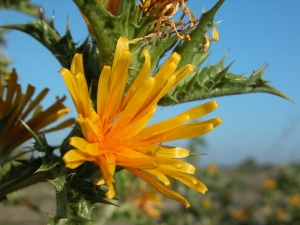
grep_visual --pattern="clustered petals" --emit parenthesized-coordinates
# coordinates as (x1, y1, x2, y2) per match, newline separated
(0, 69, 74, 157)
(60, 37, 222, 207)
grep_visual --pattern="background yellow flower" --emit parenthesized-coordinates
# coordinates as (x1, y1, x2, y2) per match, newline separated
(0, 69, 74, 160)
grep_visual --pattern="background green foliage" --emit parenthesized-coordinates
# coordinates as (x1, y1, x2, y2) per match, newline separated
(1, 159, 300, 225)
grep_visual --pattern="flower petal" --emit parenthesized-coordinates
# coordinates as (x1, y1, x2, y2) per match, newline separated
(144, 169, 170, 186)
(70, 53, 84, 76)
(177, 101, 218, 120)
(136, 115, 189, 139)
(97, 66, 111, 120)
(136, 145, 190, 158)
(160, 168, 208, 194)
(127, 167, 191, 208)
(96, 155, 116, 199)
(120, 50, 151, 109)
(69, 137, 100, 156)
(63, 150, 93, 169)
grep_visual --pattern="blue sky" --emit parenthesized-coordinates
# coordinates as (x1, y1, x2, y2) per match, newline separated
(1, 1, 300, 166)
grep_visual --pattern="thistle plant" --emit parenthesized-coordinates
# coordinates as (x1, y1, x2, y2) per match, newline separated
(0, 0, 291, 224)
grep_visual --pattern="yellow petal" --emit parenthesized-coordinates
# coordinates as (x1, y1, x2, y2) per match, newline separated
(112, 77, 155, 132)
(76, 73, 93, 117)
(173, 64, 195, 86)
(63, 150, 94, 169)
(136, 115, 189, 139)
(112, 37, 129, 72)
(146, 75, 176, 108)
(156, 158, 196, 174)
(60, 68, 80, 112)
(115, 157, 158, 169)
(30, 108, 71, 132)
(96, 156, 116, 199)
(160, 168, 208, 194)
(115, 107, 155, 140)
(70, 53, 85, 76)
(198, 117, 223, 128)
(21, 88, 49, 120)
(127, 167, 191, 208)
(177, 101, 218, 120)
(106, 51, 131, 124)
(4, 69, 19, 110)
(43, 118, 75, 133)
(5, 85, 35, 132)
(94, 178, 105, 185)
(104, 153, 116, 180)
(157, 52, 181, 77)
(137, 145, 190, 158)
(142, 75, 176, 112)
(145, 169, 170, 186)
(97, 66, 111, 120)
(136, 123, 214, 144)
(120, 50, 151, 109)
(69, 136, 100, 156)
(114, 146, 151, 158)
(77, 115, 101, 143)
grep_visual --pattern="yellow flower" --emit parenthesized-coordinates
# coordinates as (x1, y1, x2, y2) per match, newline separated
(286, 195, 300, 207)
(201, 198, 212, 209)
(0, 69, 74, 158)
(133, 184, 162, 217)
(276, 208, 289, 222)
(231, 208, 250, 221)
(263, 178, 277, 190)
(206, 164, 218, 175)
(60, 37, 222, 208)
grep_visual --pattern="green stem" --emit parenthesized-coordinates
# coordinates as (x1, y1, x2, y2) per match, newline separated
(55, 189, 68, 219)
(0, 169, 53, 197)
(72, 0, 122, 69)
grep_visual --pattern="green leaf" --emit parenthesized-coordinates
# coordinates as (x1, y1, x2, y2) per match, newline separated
(0, 0, 42, 18)
(20, 120, 57, 154)
(1, 17, 101, 87)
(73, 0, 122, 68)
(0, 29, 12, 75)
(175, 0, 225, 70)
(48, 175, 65, 192)
(36, 161, 60, 173)
(20, 120, 44, 148)
(49, 195, 95, 225)
(159, 54, 292, 105)
(49, 169, 117, 224)
(0, 158, 52, 197)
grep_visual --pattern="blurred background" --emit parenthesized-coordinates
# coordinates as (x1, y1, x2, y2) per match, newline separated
(1, 1, 300, 224)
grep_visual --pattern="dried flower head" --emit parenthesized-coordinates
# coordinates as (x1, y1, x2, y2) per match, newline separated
(139, 0, 196, 40)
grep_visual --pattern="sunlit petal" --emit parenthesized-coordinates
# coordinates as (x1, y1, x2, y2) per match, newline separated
(127, 167, 190, 208)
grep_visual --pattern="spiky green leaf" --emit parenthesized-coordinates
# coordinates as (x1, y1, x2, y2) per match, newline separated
(173, 0, 224, 71)
(0, 0, 42, 18)
(36, 161, 60, 173)
(48, 175, 65, 192)
(1, 18, 100, 86)
(0, 158, 52, 197)
(160, 54, 291, 105)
